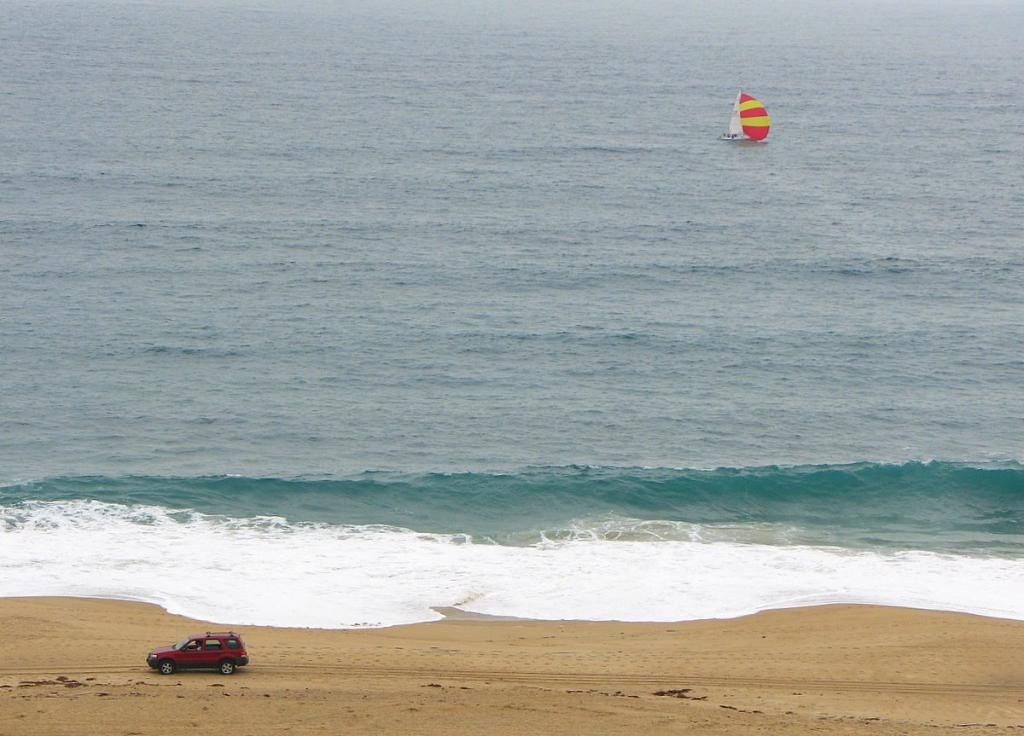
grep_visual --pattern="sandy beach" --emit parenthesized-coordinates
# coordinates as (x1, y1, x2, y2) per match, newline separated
(0, 597, 1021, 735)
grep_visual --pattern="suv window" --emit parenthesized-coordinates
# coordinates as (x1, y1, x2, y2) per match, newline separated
(204, 639, 223, 650)
(226, 639, 240, 650)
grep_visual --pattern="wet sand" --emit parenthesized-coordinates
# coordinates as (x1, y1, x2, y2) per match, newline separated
(1, 597, 1022, 735)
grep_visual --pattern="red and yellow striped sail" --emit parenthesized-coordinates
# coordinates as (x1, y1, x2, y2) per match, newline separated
(739, 92, 771, 141)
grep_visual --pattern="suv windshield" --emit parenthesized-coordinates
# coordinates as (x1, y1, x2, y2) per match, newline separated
(174, 638, 190, 650)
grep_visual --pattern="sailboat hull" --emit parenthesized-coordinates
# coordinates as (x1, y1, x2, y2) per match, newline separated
(719, 134, 767, 144)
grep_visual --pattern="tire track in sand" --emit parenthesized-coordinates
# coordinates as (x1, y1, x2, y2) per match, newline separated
(0, 663, 1017, 697)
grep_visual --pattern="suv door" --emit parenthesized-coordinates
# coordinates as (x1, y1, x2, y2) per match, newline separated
(201, 638, 225, 667)
(180, 639, 204, 670)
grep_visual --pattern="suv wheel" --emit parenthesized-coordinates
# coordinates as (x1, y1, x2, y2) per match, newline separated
(219, 660, 236, 675)
(158, 660, 176, 675)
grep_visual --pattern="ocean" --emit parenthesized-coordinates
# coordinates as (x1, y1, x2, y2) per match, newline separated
(1, 0, 1022, 627)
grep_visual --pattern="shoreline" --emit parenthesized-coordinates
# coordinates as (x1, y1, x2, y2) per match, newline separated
(2, 596, 1022, 735)
(9, 592, 1023, 629)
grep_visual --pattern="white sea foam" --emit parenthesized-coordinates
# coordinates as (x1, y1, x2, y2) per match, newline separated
(1, 500, 1021, 628)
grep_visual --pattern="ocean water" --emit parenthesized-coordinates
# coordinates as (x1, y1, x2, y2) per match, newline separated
(1, 0, 1022, 627)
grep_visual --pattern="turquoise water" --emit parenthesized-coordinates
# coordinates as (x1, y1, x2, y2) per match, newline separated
(1, 0, 1022, 626)
(3, 463, 1022, 553)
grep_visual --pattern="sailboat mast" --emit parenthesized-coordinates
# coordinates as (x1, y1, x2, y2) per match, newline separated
(727, 90, 743, 137)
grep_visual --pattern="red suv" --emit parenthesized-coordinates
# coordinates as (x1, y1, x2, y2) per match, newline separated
(146, 632, 249, 675)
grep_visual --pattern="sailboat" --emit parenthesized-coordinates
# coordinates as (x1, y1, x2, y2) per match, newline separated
(720, 91, 771, 142)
